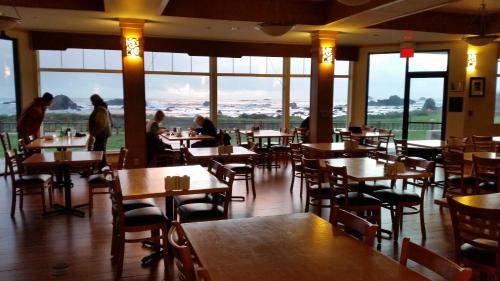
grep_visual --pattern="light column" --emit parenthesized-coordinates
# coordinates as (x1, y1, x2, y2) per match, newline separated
(119, 18, 146, 167)
(309, 31, 336, 143)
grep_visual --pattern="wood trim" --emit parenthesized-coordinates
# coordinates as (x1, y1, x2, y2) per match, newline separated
(30, 31, 359, 61)
(0, 0, 105, 11)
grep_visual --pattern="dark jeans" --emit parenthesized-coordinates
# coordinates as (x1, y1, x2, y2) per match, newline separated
(93, 136, 108, 168)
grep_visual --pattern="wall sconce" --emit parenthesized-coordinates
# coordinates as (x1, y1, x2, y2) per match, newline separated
(467, 51, 476, 71)
(126, 37, 140, 57)
(322, 46, 333, 64)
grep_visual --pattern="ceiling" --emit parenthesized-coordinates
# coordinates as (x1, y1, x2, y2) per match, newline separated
(0, 0, 498, 46)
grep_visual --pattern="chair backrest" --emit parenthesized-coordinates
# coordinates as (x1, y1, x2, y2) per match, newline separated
(326, 165, 350, 205)
(302, 157, 321, 185)
(289, 143, 303, 168)
(400, 237, 472, 281)
(246, 131, 255, 143)
(373, 151, 400, 163)
(394, 139, 408, 156)
(168, 221, 197, 281)
(0, 132, 12, 151)
(404, 157, 433, 197)
(217, 165, 235, 218)
(294, 127, 307, 143)
(109, 176, 125, 227)
(207, 159, 224, 178)
(365, 139, 381, 150)
(117, 147, 128, 170)
(339, 131, 352, 141)
(86, 135, 95, 151)
(472, 135, 493, 152)
(330, 206, 378, 246)
(4, 149, 21, 182)
(472, 155, 500, 192)
(279, 128, 290, 145)
(234, 128, 242, 145)
(447, 197, 500, 270)
(442, 150, 467, 192)
(377, 128, 392, 151)
(447, 136, 468, 152)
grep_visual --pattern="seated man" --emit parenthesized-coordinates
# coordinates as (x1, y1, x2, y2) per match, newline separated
(190, 115, 217, 147)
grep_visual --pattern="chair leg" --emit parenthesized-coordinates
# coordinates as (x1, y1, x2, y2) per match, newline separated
(41, 188, 46, 214)
(115, 234, 125, 278)
(289, 169, 295, 192)
(251, 172, 256, 197)
(48, 185, 53, 207)
(419, 207, 426, 240)
(10, 187, 16, 217)
(375, 208, 382, 244)
(394, 206, 403, 242)
(299, 174, 304, 198)
(245, 175, 249, 194)
(19, 189, 23, 211)
(88, 187, 93, 218)
(161, 226, 168, 271)
(110, 221, 117, 257)
(304, 192, 310, 212)
(3, 160, 7, 178)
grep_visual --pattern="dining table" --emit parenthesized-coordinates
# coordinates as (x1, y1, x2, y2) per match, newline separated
(301, 142, 376, 158)
(452, 193, 500, 210)
(186, 146, 256, 163)
(463, 151, 500, 162)
(23, 151, 103, 217)
(25, 135, 89, 151)
(160, 131, 214, 148)
(333, 129, 394, 142)
(182, 213, 429, 281)
(242, 129, 294, 148)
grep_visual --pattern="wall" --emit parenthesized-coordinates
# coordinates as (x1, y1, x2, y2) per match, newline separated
(4, 30, 39, 110)
(350, 41, 499, 138)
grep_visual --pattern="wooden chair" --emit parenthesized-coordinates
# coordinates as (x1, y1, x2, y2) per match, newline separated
(289, 143, 304, 196)
(270, 128, 292, 165)
(448, 196, 500, 280)
(442, 150, 475, 198)
(377, 128, 392, 152)
(339, 131, 352, 141)
(394, 139, 408, 157)
(302, 158, 331, 214)
(330, 206, 378, 246)
(327, 165, 382, 243)
(109, 176, 169, 278)
(372, 157, 433, 241)
(472, 135, 493, 152)
(88, 147, 129, 217)
(233, 128, 248, 147)
(168, 221, 197, 281)
(177, 164, 235, 223)
(472, 155, 500, 194)
(223, 145, 256, 199)
(294, 127, 308, 143)
(1, 132, 12, 177)
(447, 136, 469, 152)
(6, 149, 53, 217)
(400, 237, 472, 281)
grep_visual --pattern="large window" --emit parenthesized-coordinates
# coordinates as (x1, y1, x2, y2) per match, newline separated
(217, 56, 283, 130)
(495, 60, 500, 123)
(145, 52, 210, 129)
(289, 58, 351, 129)
(0, 38, 19, 158)
(38, 49, 124, 150)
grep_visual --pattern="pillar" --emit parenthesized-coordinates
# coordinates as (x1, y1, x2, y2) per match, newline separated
(309, 31, 336, 143)
(119, 19, 147, 168)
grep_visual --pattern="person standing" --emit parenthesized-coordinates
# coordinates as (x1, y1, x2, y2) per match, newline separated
(88, 94, 112, 168)
(190, 115, 217, 147)
(17, 92, 54, 142)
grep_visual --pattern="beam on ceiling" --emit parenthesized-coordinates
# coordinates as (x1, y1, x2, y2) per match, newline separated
(0, 0, 104, 11)
(326, 0, 396, 23)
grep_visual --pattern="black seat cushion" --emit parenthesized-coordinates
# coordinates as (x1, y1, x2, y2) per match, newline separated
(448, 175, 475, 186)
(461, 239, 497, 266)
(88, 174, 106, 184)
(310, 183, 331, 196)
(124, 206, 168, 227)
(123, 198, 156, 212)
(334, 192, 381, 206)
(174, 194, 212, 206)
(372, 189, 420, 204)
(224, 163, 252, 173)
(478, 181, 497, 191)
(364, 183, 392, 192)
(178, 203, 224, 222)
(17, 174, 51, 184)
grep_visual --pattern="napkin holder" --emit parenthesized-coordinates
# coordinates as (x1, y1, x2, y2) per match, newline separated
(176, 132, 182, 137)
(164, 175, 190, 191)
(54, 151, 72, 161)
(43, 134, 55, 141)
(383, 163, 397, 176)
(344, 140, 358, 150)
(217, 145, 233, 155)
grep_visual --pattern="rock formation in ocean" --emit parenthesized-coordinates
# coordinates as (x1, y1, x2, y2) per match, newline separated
(49, 95, 79, 110)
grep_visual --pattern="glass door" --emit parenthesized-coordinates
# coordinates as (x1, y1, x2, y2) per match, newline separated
(403, 74, 447, 140)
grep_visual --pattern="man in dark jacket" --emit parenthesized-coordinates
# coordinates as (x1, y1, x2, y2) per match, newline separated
(17, 92, 54, 141)
(190, 115, 217, 147)
(88, 94, 112, 167)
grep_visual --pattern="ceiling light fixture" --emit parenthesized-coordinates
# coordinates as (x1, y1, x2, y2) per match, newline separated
(463, 0, 499, 46)
(255, 23, 294, 36)
(336, 0, 370, 6)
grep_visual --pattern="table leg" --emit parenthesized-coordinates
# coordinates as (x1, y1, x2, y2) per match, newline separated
(45, 165, 86, 217)
(165, 196, 174, 220)
(359, 181, 392, 240)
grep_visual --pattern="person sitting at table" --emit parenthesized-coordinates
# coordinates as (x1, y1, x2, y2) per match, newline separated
(190, 115, 217, 147)
(146, 110, 168, 135)
(300, 116, 310, 143)
(17, 92, 54, 142)
(146, 111, 173, 165)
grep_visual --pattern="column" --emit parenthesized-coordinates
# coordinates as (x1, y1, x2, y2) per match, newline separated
(119, 19, 146, 167)
(209, 57, 218, 125)
(282, 57, 291, 129)
(309, 31, 336, 143)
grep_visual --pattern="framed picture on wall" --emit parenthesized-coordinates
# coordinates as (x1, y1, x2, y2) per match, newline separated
(469, 77, 486, 97)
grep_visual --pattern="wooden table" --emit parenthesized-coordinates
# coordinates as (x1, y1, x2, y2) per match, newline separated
(160, 131, 214, 147)
(25, 136, 88, 151)
(182, 213, 429, 281)
(407, 140, 446, 149)
(453, 193, 500, 210)
(118, 165, 228, 219)
(187, 146, 256, 162)
(463, 152, 500, 162)
(302, 142, 375, 157)
(333, 130, 394, 142)
(23, 151, 103, 217)
(243, 130, 294, 147)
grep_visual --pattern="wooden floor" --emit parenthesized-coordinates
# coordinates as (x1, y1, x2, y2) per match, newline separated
(0, 162, 462, 281)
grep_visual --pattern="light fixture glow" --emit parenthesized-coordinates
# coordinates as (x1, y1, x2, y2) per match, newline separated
(467, 51, 476, 72)
(125, 37, 140, 57)
(322, 47, 333, 64)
